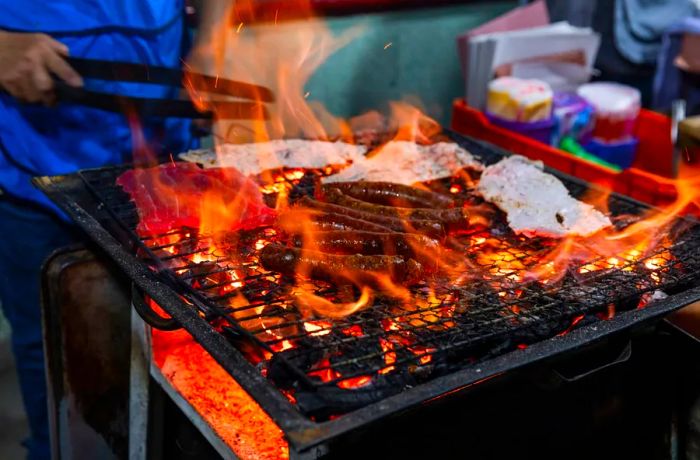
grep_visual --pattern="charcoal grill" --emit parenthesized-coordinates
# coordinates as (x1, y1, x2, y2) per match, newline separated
(34, 132, 700, 456)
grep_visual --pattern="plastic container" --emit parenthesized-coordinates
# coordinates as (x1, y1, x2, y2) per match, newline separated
(486, 112, 554, 145)
(486, 77, 553, 122)
(552, 92, 594, 145)
(450, 99, 698, 216)
(583, 137, 639, 170)
(577, 82, 641, 142)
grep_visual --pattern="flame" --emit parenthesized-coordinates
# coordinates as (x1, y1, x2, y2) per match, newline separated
(229, 290, 266, 333)
(186, 0, 362, 143)
(295, 287, 373, 319)
(124, 0, 700, 438)
(511, 165, 700, 284)
(389, 100, 442, 144)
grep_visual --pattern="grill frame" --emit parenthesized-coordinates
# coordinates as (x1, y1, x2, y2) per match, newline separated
(33, 132, 700, 453)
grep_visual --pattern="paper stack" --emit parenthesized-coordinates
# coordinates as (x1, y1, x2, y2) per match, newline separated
(457, 1, 601, 110)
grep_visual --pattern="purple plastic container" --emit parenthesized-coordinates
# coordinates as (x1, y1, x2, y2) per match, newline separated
(486, 112, 555, 145)
(552, 92, 595, 145)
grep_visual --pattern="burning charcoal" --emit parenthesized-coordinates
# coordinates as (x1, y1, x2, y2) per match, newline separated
(288, 172, 319, 203)
(221, 326, 269, 363)
(223, 227, 279, 259)
(181, 261, 227, 289)
(214, 231, 241, 252)
(267, 346, 324, 390)
(240, 277, 285, 302)
(327, 341, 386, 375)
(295, 384, 399, 420)
(294, 372, 413, 420)
(258, 305, 301, 338)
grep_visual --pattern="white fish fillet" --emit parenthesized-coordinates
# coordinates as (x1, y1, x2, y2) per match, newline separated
(477, 155, 612, 238)
(322, 141, 483, 185)
(179, 140, 366, 176)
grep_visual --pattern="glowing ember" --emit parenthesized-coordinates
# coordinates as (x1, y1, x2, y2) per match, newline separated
(557, 315, 586, 337)
(645, 257, 667, 270)
(378, 338, 397, 374)
(151, 328, 288, 460)
(303, 320, 332, 336)
(270, 339, 295, 352)
(337, 375, 373, 389)
(342, 325, 364, 336)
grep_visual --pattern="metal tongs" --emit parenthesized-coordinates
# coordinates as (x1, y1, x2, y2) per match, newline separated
(51, 57, 274, 119)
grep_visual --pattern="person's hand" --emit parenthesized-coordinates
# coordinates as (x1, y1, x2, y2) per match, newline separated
(0, 31, 83, 106)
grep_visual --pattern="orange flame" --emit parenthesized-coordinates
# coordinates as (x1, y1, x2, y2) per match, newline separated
(186, 0, 363, 144)
(522, 170, 700, 284)
(295, 286, 373, 319)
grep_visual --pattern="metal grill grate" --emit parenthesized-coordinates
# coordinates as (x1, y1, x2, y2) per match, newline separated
(72, 136, 700, 416)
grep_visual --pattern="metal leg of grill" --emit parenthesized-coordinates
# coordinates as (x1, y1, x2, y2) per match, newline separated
(128, 309, 151, 460)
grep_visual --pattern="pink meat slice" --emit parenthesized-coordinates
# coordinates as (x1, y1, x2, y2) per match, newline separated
(116, 162, 277, 235)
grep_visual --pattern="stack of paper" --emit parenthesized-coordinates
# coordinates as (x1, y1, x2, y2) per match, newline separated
(457, 1, 601, 110)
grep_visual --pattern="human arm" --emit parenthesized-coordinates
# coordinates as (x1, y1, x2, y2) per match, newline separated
(0, 30, 82, 105)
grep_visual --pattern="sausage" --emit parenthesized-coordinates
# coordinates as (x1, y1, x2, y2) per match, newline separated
(290, 231, 440, 269)
(299, 196, 446, 240)
(277, 208, 394, 235)
(322, 181, 454, 209)
(259, 243, 423, 285)
(278, 209, 394, 234)
(321, 188, 469, 231)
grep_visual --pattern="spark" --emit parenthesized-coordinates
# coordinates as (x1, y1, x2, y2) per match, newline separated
(304, 91, 311, 99)
(384, 42, 393, 50)
(237, 22, 244, 34)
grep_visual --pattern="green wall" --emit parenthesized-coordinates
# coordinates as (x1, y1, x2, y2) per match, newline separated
(305, 2, 516, 125)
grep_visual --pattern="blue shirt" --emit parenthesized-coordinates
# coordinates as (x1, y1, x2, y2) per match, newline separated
(0, 0, 197, 214)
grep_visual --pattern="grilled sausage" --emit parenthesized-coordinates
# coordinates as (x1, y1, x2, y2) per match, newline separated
(299, 196, 446, 240)
(322, 181, 454, 209)
(260, 243, 423, 285)
(278, 209, 394, 234)
(290, 231, 440, 269)
(321, 188, 469, 231)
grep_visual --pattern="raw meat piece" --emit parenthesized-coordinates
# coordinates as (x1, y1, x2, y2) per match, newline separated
(116, 162, 276, 235)
(179, 139, 366, 175)
(476, 155, 611, 238)
(322, 141, 483, 185)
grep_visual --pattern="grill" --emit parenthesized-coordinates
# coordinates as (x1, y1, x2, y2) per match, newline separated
(34, 132, 700, 453)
